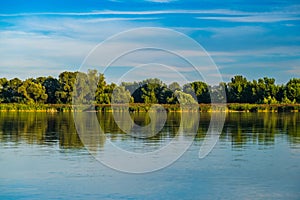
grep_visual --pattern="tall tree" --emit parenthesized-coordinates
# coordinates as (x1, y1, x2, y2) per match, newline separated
(18, 79, 48, 103)
(173, 90, 197, 105)
(168, 82, 181, 92)
(210, 82, 227, 103)
(122, 81, 142, 103)
(2, 78, 23, 103)
(286, 78, 300, 103)
(256, 77, 279, 104)
(42, 77, 60, 104)
(128, 78, 164, 104)
(95, 73, 115, 104)
(55, 71, 77, 104)
(183, 81, 210, 103)
(111, 86, 133, 103)
(227, 75, 252, 103)
(0, 78, 8, 103)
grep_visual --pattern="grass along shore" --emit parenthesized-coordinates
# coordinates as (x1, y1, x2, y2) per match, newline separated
(0, 103, 299, 113)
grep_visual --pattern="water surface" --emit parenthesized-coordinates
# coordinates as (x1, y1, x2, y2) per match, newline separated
(0, 112, 299, 199)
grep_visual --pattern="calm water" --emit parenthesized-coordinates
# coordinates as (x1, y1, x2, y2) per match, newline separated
(0, 112, 299, 199)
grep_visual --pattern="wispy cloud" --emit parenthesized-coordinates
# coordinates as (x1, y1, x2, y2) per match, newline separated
(201, 26, 267, 38)
(83, 17, 161, 23)
(1, 6, 299, 18)
(210, 46, 300, 57)
(0, 30, 94, 77)
(286, 67, 300, 75)
(0, 9, 252, 17)
(0, 2, 299, 83)
(199, 15, 300, 23)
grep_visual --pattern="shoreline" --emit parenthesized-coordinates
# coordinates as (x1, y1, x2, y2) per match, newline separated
(0, 103, 299, 113)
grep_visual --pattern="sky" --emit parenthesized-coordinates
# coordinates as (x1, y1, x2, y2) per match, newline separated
(0, 0, 300, 84)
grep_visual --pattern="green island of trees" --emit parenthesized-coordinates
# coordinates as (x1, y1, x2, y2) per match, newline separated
(0, 70, 299, 112)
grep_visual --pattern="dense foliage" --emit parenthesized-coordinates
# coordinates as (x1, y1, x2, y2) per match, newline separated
(0, 71, 299, 105)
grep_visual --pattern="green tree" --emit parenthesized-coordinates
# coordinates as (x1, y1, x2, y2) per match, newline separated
(141, 78, 161, 103)
(111, 86, 133, 103)
(18, 79, 48, 104)
(42, 77, 60, 104)
(183, 81, 210, 103)
(122, 81, 142, 103)
(73, 72, 89, 104)
(35, 77, 47, 84)
(256, 77, 279, 104)
(85, 69, 100, 103)
(210, 82, 227, 103)
(286, 78, 300, 103)
(168, 82, 181, 92)
(129, 78, 166, 104)
(2, 78, 23, 103)
(0, 78, 8, 103)
(174, 90, 197, 105)
(55, 71, 77, 104)
(73, 70, 106, 104)
(227, 75, 252, 103)
(157, 86, 173, 104)
(1, 71, 300, 106)
(139, 78, 173, 104)
(95, 73, 116, 104)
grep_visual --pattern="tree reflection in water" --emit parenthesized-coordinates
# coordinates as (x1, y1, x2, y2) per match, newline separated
(0, 112, 299, 149)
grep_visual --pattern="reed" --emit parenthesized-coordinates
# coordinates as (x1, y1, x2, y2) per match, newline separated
(0, 103, 299, 112)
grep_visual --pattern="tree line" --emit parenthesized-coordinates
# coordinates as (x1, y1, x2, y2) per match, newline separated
(0, 70, 299, 105)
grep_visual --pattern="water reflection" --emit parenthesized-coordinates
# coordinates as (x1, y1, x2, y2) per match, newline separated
(0, 112, 299, 149)
(221, 113, 300, 148)
(0, 112, 83, 148)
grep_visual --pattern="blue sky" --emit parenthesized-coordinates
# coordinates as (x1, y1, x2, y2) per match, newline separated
(0, 0, 299, 84)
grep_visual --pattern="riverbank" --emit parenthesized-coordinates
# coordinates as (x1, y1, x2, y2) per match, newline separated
(0, 103, 299, 112)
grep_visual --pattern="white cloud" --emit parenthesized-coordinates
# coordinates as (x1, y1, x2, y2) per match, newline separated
(210, 46, 300, 57)
(286, 67, 300, 75)
(0, 9, 253, 17)
(198, 15, 300, 23)
(1, 6, 299, 18)
(83, 17, 161, 23)
(0, 5, 299, 82)
(0, 30, 95, 79)
(2, 15, 159, 41)
(203, 26, 267, 38)
(0, 20, 220, 81)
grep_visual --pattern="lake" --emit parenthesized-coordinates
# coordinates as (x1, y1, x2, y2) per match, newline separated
(0, 112, 299, 199)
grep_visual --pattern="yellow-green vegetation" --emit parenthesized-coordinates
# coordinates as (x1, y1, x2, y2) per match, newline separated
(0, 103, 73, 112)
(0, 103, 299, 112)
